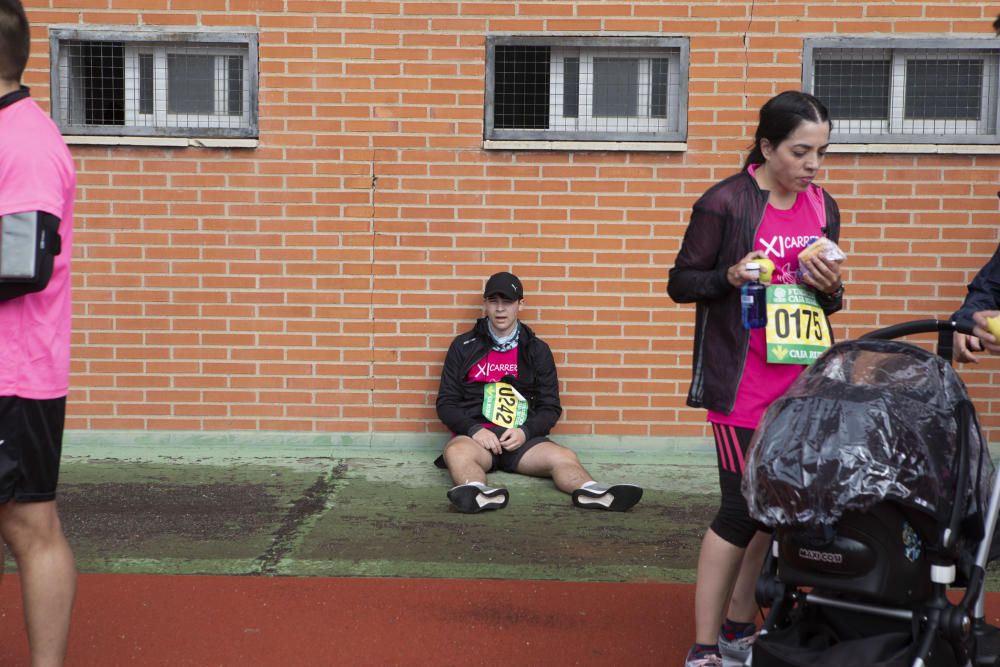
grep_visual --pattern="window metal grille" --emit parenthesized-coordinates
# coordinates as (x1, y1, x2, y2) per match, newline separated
(805, 39, 1000, 144)
(904, 59, 983, 121)
(486, 36, 688, 142)
(815, 58, 891, 121)
(494, 45, 549, 130)
(50, 27, 258, 138)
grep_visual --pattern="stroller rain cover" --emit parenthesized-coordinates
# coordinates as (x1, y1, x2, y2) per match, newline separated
(743, 338, 992, 533)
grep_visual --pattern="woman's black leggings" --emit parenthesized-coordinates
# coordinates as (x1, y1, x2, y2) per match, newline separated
(709, 422, 771, 548)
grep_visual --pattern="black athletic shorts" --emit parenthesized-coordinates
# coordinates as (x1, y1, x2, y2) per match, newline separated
(434, 425, 550, 474)
(709, 422, 771, 547)
(0, 395, 66, 503)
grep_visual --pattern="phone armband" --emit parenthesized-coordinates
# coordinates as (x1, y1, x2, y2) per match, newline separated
(0, 211, 61, 282)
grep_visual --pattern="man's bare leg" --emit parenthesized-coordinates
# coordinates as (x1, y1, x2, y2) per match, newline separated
(515, 441, 642, 511)
(514, 440, 592, 492)
(441, 436, 509, 512)
(0, 500, 76, 667)
(441, 435, 493, 485)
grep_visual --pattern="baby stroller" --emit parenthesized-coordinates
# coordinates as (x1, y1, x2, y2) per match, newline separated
(744, 320, 1000, 667)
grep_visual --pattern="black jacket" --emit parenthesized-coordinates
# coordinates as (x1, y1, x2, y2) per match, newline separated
(952, 242, 1000, 328)
(667, 169, 842, 414)
(436, 318, 562, 441)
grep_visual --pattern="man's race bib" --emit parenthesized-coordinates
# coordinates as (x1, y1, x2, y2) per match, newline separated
(482, 382, 528, 429)
(765, 284, 832, 365)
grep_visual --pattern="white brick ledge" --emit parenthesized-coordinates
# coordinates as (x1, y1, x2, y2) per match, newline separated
(829, 143, 1000, 155)
(484, 140, 687, 152)
(63, 136, 259, 149)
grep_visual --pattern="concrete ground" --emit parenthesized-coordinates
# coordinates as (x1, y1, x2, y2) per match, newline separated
(44, 431, 1000, 590)
(50, 432, 718, 583)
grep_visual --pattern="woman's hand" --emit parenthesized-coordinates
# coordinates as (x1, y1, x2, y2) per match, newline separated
(726, 251, 768, 288)
(954, 332, 984, 364)
(800, 254, 843, 295)
(955, 312, 1000, 363)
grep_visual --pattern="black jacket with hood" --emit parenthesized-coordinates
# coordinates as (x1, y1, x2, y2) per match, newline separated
(667, 169, 843, 415)
(436, 317, 562, 441)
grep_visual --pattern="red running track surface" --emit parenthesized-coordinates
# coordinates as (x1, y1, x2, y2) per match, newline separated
(0, 574, 693, 665)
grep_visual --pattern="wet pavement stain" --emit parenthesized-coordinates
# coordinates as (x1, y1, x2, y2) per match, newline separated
(54, 462, 321, 569)
(61, 482, 276, 543)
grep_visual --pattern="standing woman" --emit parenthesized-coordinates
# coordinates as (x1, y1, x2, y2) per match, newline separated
(668, 91, 845, 667)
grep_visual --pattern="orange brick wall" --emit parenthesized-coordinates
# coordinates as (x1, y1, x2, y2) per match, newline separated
(20, 1, 1000, 442)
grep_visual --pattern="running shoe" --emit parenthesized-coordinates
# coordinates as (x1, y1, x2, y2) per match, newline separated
(571, 482, 643, 511)
(684, 651, 723, 667)
(718, 627, 756, 667)
(447, 482, 509, 513)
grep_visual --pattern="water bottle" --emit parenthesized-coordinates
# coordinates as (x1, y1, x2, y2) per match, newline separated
(741, 262, 767, 330)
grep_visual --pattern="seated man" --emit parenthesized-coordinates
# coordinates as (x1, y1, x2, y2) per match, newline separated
(434, 271, 642, 514)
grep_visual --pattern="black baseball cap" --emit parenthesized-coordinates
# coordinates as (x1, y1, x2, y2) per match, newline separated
(483, 271, 523, 300)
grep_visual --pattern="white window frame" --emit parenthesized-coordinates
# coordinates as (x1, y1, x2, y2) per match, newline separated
(50, 26, 258, 139)
(804, 37, 1000, 145)
(549, 48, 675, 135)
(893, 50, 995, 136)
(812, 48, 891, 137)
(123, 46, 250, 130)
(485, 35, 688, 144)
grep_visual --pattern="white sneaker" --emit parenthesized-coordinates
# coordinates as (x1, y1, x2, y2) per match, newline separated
(684, 652, 723, 667)
(447, 482, 508, 513)
(718, 628, 756, 667)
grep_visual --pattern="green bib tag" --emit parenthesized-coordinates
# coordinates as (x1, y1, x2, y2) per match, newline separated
(482, 382, 528, 429)
(764, 284, 832, 365)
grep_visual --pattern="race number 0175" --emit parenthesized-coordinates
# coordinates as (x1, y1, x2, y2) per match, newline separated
(772, 308, 823, 343)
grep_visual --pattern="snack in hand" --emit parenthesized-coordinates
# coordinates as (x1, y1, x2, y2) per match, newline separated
(798, 237, 845, 263)
(756, 257, 775, 284)
(797, 237, 847, 282)
(987, 314, 1000, 340)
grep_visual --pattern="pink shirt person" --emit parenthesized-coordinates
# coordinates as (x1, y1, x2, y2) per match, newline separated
(0, 95, 75, 399)
(708, 163, 827, 431)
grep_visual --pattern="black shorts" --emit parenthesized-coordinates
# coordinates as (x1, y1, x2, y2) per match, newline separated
(0, 396, 66, 503)
(435, 425, 550, 474)
(709, 422, 771, 547)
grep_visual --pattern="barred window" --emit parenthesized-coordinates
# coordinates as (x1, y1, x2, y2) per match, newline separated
(50, 27, 258, 138)
(486, 36, 688, 143)
(804, 39, 1000, 144)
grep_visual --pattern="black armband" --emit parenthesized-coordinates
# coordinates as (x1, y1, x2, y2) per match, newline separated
(0, 211, 62, 301)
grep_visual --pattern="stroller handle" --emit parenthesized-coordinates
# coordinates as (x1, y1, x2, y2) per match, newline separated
(861, 319, 974, 362)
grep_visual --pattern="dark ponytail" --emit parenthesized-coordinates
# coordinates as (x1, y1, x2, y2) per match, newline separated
(744, 91, 830, 169)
